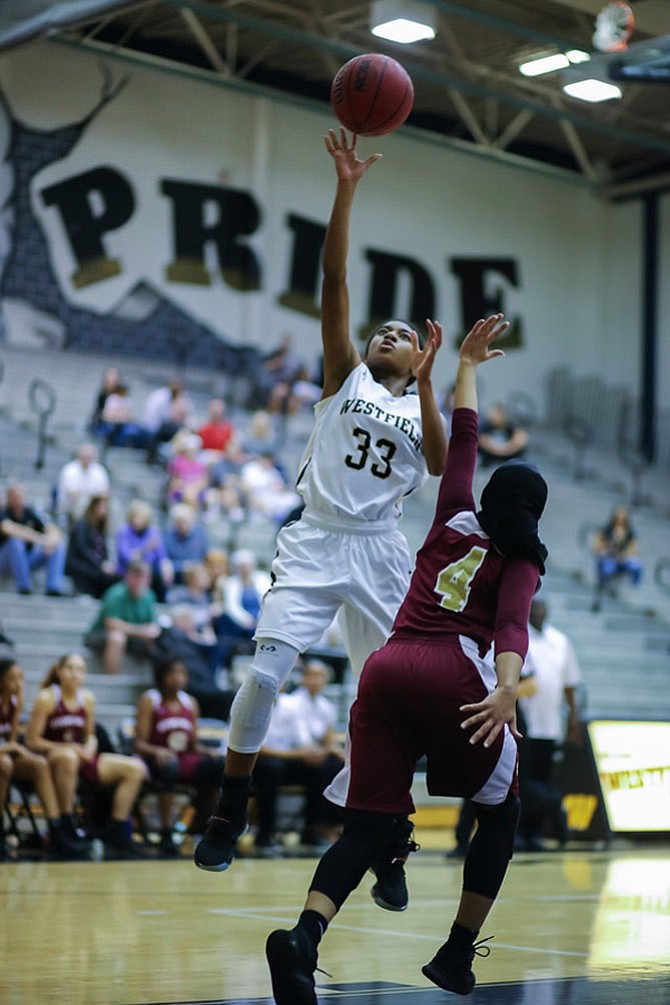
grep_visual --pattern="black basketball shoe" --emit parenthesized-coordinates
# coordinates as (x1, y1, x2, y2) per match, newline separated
(370, 818, 420, 911)
(193, 812, 247, 872)
(422, 934, 492, 995)
(265, 927, 318, 1005)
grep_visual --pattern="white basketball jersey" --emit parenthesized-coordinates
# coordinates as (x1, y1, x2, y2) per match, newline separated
(295, 363, 428, 522)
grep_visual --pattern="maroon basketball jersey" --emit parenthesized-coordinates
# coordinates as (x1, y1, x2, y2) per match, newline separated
(392, 408, 540, 659)
(44, 686, 87, 744)
(0, 694, 17, 742)
(147, 689, 196, 754)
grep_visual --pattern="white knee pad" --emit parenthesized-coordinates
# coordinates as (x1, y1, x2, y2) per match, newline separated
(227, 639, 299, 754)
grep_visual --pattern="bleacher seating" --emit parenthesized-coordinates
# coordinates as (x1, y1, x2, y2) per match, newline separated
(0, 345, 668, 750)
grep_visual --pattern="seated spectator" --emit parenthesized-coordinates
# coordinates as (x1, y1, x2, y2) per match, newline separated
(115, 499, 174, 602)
(247, 335, 302, 413)
(25, 653, 147, 858)
(0, 482, 67, 596)
(166, 564, 221, 635)
(164, 503, 210, 583)
(214, 549, 270, 669)
(208, 441, 247, 523)
(252, 659, 344, 855)
(84, 560, 161, 675)
(0, 658, 88, 860)
(144, 379, 194, 464)
(57, 443, 110, 526)
(240, 409, 280, 460)
(240, 452, 301, 523)
(591, 505, 643, 612)
(99, 383, 147, 447)
(197, 398, 235, 461)
(66, 495, 120, 599)
(89, 365, 121, 435)
(134, 658, 227, 854)
(166, 431, 210, 509)
(154, 606, 234, 721)
(478, 402, 529, 468)
(204, 548, 231, 598)
(289, 365, 322, 412)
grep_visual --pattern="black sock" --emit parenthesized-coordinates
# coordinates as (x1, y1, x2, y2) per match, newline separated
(218, 775, 251, 820)
(448, 921, 479, 947)
(106, 818, 130, 846)
(297, 909, 328, 947)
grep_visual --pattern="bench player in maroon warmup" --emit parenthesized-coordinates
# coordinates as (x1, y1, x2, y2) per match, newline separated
(264, 311, 549, 1001)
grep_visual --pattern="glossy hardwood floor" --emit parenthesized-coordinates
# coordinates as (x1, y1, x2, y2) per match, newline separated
(2, 835, 669, 1004)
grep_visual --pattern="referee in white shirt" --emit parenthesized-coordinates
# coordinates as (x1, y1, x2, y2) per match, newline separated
(517, 596, 582, 850)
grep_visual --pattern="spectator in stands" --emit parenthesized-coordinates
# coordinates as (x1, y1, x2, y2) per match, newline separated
(25, 652, 148, 858)
(591, 505, 643, 612)
(252, 659, 344, 855)
(240, 409, 280, 460)
(166, 563, 221, 635)
(197, 398, 235, 461)
(144, 378, 194, 464)
(57, 443, 110, 527)
(166, 431, 210, 509)
(240, 452, 301, 523)
(0, 482, 67, 596)
(478, 403, 528, 468)
(154, 606, 234, 721)
(516, 596, 581, 851)
(99, 383, 147, 447)
(115, 499, 174, 602)
(163, 503, 210, 583)
(66, 495, 120, 599)
(84, 559, 161, 675)
(248, 334, 303, 414)
(214, 549, 270, 670)
(0, 657, 89, 859)
(134, 658, 227, 855)
(208, 441, 247, 524)
(89, 365, 121, 434)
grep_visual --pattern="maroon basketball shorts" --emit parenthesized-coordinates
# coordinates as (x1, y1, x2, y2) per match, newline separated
(341, 636, 518, 814)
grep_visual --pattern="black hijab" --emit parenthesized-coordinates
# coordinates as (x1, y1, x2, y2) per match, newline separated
(477, 461, 548, 574)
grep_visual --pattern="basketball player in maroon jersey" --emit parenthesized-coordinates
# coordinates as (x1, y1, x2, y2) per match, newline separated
(0, 658, 88, 859)
(265, 312, 549, 1002)
(26, 653, 147, 856)
(134, 659, 226, 855)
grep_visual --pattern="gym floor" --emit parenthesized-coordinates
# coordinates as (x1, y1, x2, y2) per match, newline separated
(4, 835, 669, 1004)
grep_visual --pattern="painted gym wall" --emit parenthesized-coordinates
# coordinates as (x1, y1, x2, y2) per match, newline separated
(0, 39, 665, 415)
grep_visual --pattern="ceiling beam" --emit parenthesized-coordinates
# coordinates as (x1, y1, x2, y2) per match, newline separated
(156, 0, 670, 159)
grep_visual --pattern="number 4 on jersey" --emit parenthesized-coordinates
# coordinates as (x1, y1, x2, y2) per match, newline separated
(435, 546, 487, 611)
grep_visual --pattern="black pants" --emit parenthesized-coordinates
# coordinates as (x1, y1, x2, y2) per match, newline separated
(252, 753, 343, 841)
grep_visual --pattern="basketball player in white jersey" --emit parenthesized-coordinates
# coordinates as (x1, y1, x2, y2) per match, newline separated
(194, 129, 448, 884)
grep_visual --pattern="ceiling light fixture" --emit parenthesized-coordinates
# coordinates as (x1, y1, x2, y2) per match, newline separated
(563, 78, 622, 101)
(519, 49, 591, 77)
(370, 0, 436, 44)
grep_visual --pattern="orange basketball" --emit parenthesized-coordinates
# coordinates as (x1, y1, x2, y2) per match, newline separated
(330, 54, 414, 137)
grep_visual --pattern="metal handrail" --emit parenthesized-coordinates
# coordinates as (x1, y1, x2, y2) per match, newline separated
(28, 378, 57, 471)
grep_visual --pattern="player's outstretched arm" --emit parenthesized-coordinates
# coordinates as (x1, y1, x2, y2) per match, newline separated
(454, 313, 508, 414)
(321, 129, 382, 399)
(412, 319, 448, 475)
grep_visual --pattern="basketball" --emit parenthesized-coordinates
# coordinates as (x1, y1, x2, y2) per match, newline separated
(330, 54, 414, 137)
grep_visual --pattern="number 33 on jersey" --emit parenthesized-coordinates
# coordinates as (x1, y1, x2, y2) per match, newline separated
(295, 362, 431, 522)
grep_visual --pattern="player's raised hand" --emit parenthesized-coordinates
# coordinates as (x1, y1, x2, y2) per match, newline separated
(411, 319, 442, 384)
(459, 313, 508, 367)
(324, 128, 382, 184)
